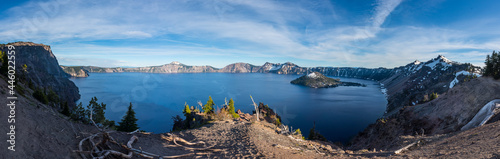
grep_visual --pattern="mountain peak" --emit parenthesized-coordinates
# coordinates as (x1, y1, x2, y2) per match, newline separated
(170, 61, 182, 65)
(435, 55, 452, 63)
(412, 60, 421, 65)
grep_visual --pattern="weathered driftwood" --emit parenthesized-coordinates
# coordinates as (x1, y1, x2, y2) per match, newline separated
(77, 132, 222, 158)
(394, 140, 421, 154)
(75, 106, 223, 158)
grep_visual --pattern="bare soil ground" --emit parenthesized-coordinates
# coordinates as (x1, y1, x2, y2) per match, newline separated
(0, 77, 99, 159)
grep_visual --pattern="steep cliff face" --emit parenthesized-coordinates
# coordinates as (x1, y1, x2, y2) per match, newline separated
(60, 66, 89, 77)
(0, 42, 80, 105)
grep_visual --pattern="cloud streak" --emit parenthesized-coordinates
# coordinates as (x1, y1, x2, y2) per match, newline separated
(0, 0, 498, 68)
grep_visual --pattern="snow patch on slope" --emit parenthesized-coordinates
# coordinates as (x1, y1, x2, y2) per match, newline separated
(449, 71, 482, 88)
(269, 64, 282, 71)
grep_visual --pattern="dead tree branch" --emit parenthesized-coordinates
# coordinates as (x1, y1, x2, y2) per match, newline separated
(250, 95, 259, 121)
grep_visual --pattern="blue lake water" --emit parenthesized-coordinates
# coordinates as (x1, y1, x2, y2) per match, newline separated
(70, 73, 387, 143)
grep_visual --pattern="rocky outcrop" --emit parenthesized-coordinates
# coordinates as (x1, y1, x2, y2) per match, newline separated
(0, 42, 80, 105)
(60, 66, 89, 77)
(290, 72, 365, 88)
(290, 72, 341, 88)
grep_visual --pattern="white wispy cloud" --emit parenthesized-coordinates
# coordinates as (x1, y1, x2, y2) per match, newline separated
(0, 0, 498, 68)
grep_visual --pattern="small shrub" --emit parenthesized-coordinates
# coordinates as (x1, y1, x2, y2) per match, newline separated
(430, 92, 439, 101)
(232, 113, 240, 119)
(294, 128, 302, 135)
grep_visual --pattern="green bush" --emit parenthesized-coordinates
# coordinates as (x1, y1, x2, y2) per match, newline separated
(294, 128, 302, 135)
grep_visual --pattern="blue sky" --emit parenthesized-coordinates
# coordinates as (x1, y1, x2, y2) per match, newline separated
(0, 0, 499, 68)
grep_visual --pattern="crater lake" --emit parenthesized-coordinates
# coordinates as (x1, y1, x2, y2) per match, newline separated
(70, 72, 387, 143)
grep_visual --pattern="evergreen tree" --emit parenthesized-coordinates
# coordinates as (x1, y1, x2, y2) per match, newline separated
(495, 51, 500, 79)
(183, 104, 191, 118)
(228, 98, 239, 118)
(0, 51, 7, 76)
(484, 51, 500, 79)
(117, 102, 139, 132)
(228, 98, 235, 114)
(47, 89, 59, 104)
(183, 104, 192, 128)
(203, 96, 215, 114)
(485, 54, 492, 75)
(71, 102, 87, 122)
(86, 97, 106, 124)
(308, 121, 327, 141)
(61, 101, 70, 116)
(33, 88, 49, 104)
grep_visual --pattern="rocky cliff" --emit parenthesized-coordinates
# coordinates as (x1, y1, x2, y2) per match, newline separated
(60, 66, 89, 77)
(0, 42, 80, 105)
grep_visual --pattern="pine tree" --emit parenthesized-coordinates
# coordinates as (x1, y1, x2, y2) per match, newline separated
(71, 102, 87, 122)
(485, 54, 492, 75)
(203, 96, 215, 114)
(86, 97, 106, 124)
(228, 98, 239, 118)
(183, 104, 191, 118)
(228, 98, 235, 114)
(61, 101, 70, 116)
(117, 102, 139, 132)
(33, 88, 49, 104)
(495, 51, 500, 79)
(484, 51, 500, 79)
(0, 51, 8, 76)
